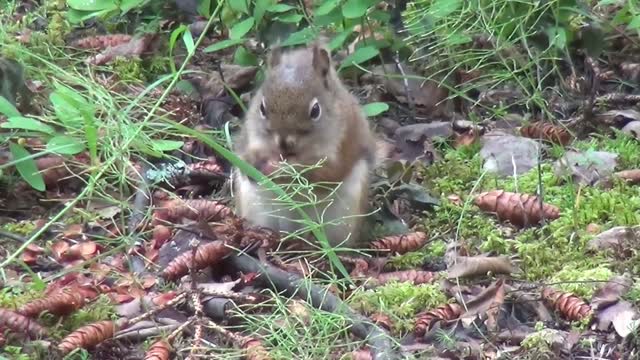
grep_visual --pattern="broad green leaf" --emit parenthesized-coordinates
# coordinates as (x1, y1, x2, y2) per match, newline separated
(342, 0, 368, 19)
(629, 15, 640, 30)
(47, 135, 86, 155)
(229, 17, 255, 39)
(204, 38, 245, 52)
(152, 139, 184, 152)
(275, 13, 303, 23)
(66, 0, 117, 11)
(315, 0, 339, 16)
(267, 3, 295, 12)
(197, 0, 211, 16)
(363, 102, 389, 117)
(338, 45, 379, 70)
(429, 0, 462, 18)
(253, 0, 272, 26)
(234, 46, 259, 66)
(9, 143, 45, 191)
(119, 0, 147, 12)
(0, 96, 20, 117)
(228, 0, 248, 14)
(182, 29, 196, 55)
(281, 27, 316, 46)
(1, 117, 56, 134)
(66, 8, 115, 23)
(50, 84, 93, 128)
(329, 28, 354, 50)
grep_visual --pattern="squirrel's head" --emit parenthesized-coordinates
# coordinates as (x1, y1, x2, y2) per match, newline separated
(251, 42, 339, 159)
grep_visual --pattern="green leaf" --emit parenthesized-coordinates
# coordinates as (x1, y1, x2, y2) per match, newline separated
(234, 46, 259, 66)
(182, 28, 196, 54)
(267, 3, 295, 12)
(253, 0, 272, 26)
(229, 17, 255, 39)
(47, 135, 86, 155)
(362, 102, 389, 117)
(1, 117, 56, 134)
(430, 0, 462, 18)
(50, 84, 93, 128)
(629, 15, 640, 30)
(315, 0, 339, 16)
(119, 0, 147, 12)
(338, 45, 379, 70)
(275, 13, 303, 23)
(204, 38, 245, 52)
(66, 8, 115, 23)
(329, 28, 354, 50)
(9, 143, 45, 191)
(342, 0, 369, 19)
(228, 0, 248, 14)
(152, 139, 184, 152)
(66, 0, 117, 11)
(0, 96, 20, 117)
(281, 27, 316, 46)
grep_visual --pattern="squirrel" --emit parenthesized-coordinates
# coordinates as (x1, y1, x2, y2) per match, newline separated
(234, 41, 377, 248)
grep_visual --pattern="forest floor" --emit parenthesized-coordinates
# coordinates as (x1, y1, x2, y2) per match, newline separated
(1, 0, 640, 359)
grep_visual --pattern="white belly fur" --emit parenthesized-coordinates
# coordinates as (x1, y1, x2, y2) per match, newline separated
(234, 159, 369, 247)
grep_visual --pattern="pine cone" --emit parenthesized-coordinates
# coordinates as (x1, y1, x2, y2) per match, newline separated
(520, 122, 572, 145)
(242, 338, 271, 360)
(475, 190, 560, 227)
(615, 169, 640, 184)
(144, 340, 171, 360)
(58, 320, 123, 354)
(370, 232, 428, 254)
(71, 34, 133, 50)
(0, 308, 46, 338)
(542, 288, 592, 321)
(161, 240, 231, 281)
(153, 199, 234, 225)
(18, 288, 95, 317)
(414, 303, 462, 336)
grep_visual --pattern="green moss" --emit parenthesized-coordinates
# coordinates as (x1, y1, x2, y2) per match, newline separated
(111, 57, 147, 83)
(2, 221, 37, 236)
(549, 265, 614, 298)
(348, 283, 447, 333)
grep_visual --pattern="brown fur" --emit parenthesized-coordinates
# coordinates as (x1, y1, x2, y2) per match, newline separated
(234, 42, 376, 247)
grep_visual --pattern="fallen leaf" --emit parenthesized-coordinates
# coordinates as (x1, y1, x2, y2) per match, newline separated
(447, 256, 516, 278)
(591, 275, 633, 309)
(587, 226, 640, 252)
(460, 278, 506, 330)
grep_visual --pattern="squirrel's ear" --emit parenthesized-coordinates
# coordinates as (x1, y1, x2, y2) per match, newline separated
(312, 43, 330, 78)
(268, 46, 283, 68)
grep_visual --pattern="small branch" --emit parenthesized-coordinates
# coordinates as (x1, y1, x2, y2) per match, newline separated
(0, 230, 29, 243)
(128, 292, 188, 325)
(227, 253, 399, 360)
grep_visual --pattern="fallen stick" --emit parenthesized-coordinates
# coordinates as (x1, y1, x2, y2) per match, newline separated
(227, 253, 399, 360)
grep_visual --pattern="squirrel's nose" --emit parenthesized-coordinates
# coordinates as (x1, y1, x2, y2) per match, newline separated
(278, 136, 296, 156)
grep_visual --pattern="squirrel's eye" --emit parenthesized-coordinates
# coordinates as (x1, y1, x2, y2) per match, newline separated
(259, 98, 267, 119)
(309, 98, 321, 121)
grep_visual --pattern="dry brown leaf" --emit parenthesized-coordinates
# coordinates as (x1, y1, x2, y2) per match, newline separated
(211, 218, 279, 250)
(414, 303, 462, 336)
(162, 240, 231, 281)
(475, 190, 560, 227)
(591, 275, 633, 309)
(446, 255, 515, 278)
(370, 232, 428, 254)
(21, 244, 44, 265)
(87, 34, 156, 65)
(0, 308, 47, 338)
(58, 320, 125, 354)
(144, 339, 171, 360)
(375, 270, 435, 285)
(369, 313, 393, 331)
(542, 287, 592, 322)
(72, 34, 133, 50)
(51, 240, 70, 260)
(460, 278, 506, 330)
(64, 241, 100, 261)
(520, 122, 572, 145)
(153, 199, 234, 225)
